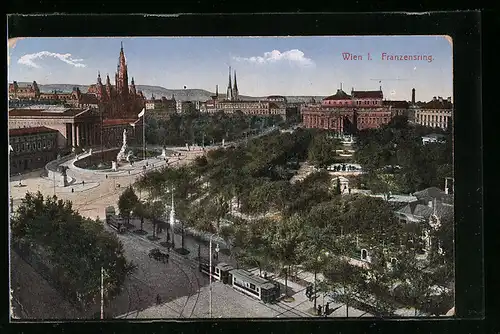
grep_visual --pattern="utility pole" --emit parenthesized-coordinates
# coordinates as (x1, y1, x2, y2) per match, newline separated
(100, 266, 104, 320)
(209, 234, 213, 318)
(53, 171, 56, 196)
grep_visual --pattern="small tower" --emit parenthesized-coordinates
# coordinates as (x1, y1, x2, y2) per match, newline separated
(412, 88, 416, 104)
(216, 85, 219, 98)
(130, 77, 136, 96)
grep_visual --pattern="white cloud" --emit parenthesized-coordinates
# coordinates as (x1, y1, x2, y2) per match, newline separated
(233, 49, 314, 67)
(18, 51, 86, 68)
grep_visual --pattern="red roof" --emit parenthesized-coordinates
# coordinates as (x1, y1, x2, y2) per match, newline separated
(352, 91, 383, 99)
(9, 126, 58, 136)
(103, 119, 138, 126)
(323, 89, 351, 100)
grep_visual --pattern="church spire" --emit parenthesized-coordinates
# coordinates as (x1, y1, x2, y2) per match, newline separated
(226, 66, 233, 101)
(233, 70, 239, 101)
(117, 42, 129, 96)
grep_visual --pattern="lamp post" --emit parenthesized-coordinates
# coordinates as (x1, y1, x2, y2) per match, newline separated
(209, 232, 215, 318)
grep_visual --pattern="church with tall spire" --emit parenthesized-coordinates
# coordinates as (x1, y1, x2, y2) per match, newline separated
(87, 42, 145, 119)
(225, 66, 239, 101)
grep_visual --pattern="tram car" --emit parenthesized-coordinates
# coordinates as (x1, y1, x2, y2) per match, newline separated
(199, 261, 233, 284)
(106, 215, 126, 233)
(228, 269, 280, 304)
(199, 260, 279, 303)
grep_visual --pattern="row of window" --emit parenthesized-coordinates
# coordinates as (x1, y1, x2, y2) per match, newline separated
(10, 135, 54, 143)
(418, 115, 449, 122)
(356, 100, 381, 105)
(358, 117, 389, 123)
(12, 140, 54, 153)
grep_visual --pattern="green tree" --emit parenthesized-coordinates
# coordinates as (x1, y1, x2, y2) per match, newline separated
(307, 133, 339, 168)
(118, 186, 139, 225)
(322, 257, 364, 317)
(298, 225, 329, 310)
(11, 192, 136, 308)
(264, 214, 305, 297)
(133, 201, 147, 232)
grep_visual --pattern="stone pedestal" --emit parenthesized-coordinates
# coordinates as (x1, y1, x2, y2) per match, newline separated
(59, 174, 68, 187)
(112, 161, 117, 171)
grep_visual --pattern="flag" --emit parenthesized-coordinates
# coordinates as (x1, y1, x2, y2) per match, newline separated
(138, 108, 145, 118)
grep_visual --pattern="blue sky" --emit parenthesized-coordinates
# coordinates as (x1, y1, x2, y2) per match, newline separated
(8, 36, 452, 100)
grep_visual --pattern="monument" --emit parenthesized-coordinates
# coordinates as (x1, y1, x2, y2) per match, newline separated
(59, 166, 69, 187)
(116, 129, 129, 162)
(159, 147, 167, 158)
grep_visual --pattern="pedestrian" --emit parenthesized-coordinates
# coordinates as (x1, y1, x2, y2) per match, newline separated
(156, 294, 161, 305)
(82, 180, 85, 186)
(324, 302, 329, 317)
(317, 305, 322, 316)
(71, 188, 74, 193)
(106, 174, 108, 179)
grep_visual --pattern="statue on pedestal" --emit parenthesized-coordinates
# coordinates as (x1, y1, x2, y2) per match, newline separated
(116, 129, 129, 162)
(60, 166, 69, 187)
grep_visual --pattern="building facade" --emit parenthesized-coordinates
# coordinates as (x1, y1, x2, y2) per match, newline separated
(8, 43, 145, 163)
(203, 71, 287, 119)
(414, 97, 453, 130)
(9, 126, 58, 175)
(8, 81, 41, 100)
(301, 87, 394, 133)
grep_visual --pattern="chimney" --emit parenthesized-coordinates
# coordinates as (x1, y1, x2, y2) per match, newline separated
(412, 88, 415, 104)
(439, 96, 443, 102)
(447, 96, 451, 102)
(433, 96, 437, 101)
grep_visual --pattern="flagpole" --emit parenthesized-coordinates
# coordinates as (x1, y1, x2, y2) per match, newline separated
(143, 109, 146, 163)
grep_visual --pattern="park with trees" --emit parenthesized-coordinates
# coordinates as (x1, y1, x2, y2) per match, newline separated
(144, 110, 286, 147)
(131, 125, 454, 316)
(354, 115, 452, 194)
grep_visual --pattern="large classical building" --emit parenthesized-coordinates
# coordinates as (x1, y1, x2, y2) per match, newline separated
(202, 68, 288, 119)
(9, 126, 58, 175)
(301, 86, 393, 133)
(414, 96, 453, 130)
(8, 43, 146, 157)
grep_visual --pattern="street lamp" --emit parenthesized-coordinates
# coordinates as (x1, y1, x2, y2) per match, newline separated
(208, 232, 219, 318)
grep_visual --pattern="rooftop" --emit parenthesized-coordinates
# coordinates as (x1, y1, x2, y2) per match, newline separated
(396, 201, 453, 221)
(9, 126, 58, 136)
(352, 90, 384, 99)
(421, 99, 453, 110)
(383, 100, 409, 108)
(323, 89, 351, 101)
(9, 108, 88, 117)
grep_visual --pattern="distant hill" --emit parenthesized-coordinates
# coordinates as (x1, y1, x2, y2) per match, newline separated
(25, 82, 325, 103)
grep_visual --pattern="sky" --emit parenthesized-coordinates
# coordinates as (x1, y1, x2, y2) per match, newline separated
(8, 36, 453, 101)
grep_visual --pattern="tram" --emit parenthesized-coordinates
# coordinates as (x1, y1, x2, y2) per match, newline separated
(106, 215, 126, 233)
(228, 269, 280, 303)
(199, 260, 280, 303)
